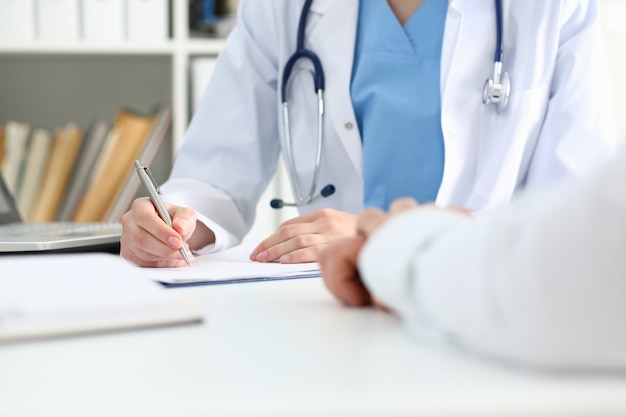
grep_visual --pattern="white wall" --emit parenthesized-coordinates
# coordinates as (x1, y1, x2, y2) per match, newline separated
(601, 0, 626, 142)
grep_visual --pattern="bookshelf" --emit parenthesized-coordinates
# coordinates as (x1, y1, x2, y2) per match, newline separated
(0, 1, 292, 239)
(0, 2, 226, 184)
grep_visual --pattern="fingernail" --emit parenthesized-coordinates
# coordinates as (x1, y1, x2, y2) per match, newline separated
(167, 236, 180, 249)
(256, 251, 268, 261)
(279, 254, 291, 263)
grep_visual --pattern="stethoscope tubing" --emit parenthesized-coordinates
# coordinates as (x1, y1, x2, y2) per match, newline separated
(276, 0, 509, 208)
(276, 0, 330, 208)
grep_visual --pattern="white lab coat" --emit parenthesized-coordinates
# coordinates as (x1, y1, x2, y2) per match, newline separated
(163, 0, 616, 251)
(360, 143, 626, 370)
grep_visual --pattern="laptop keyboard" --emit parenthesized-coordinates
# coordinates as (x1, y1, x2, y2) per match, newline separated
(0, 222, 122, 237)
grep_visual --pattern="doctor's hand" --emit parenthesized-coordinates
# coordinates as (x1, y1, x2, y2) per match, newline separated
(320, 198, 421, 308)
(120, 197, 202, 268)
(250, 208, 357, 264)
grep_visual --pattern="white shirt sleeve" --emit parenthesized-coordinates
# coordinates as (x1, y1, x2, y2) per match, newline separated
(161, 0, 283, 250)
(359, 144, 626, 370)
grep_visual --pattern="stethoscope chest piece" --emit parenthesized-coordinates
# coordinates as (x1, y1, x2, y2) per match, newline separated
(482, 0, 510, 114)
(483, 68, 510, 114)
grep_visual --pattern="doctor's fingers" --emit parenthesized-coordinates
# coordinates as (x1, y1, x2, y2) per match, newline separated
(122, 236, 191, 268)
(320, 236, 372, 307)
(279, 208, 356, 226)
(168, 204, 197, 241)
(121, 198, 189, 267)
(251, 209, 358, 262)
(253, 232, 332, 263)
(119, 219, 190, 268)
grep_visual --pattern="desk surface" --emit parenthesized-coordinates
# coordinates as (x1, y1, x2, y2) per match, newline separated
(1, 278, 626, 417)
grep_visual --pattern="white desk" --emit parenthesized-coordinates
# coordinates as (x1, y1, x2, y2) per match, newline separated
(1, 277, 626, 417)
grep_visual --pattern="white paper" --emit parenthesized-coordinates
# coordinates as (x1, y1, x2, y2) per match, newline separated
(0, 253, 201, 342)
(144, 242, 320, 284)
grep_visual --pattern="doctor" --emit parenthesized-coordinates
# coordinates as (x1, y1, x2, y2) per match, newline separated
(121, 0, 615, 268)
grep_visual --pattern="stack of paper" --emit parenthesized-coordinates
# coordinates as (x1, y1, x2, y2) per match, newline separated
(144, 242, 321, 286)
(0, 253, 202, 343)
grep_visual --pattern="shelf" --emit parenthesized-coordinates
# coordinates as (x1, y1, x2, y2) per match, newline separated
(185, 38, 228, 55)
(0, 38, 225, 56)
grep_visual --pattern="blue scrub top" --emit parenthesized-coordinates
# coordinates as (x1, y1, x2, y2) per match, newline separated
(351, 0, 447, 210)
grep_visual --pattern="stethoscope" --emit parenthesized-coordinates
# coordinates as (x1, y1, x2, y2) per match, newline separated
(272, 0, 510, 209)
(271, 0, 335, 209)
(483, 0, 510, 113)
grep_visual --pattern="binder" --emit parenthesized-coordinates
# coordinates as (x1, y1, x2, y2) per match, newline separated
(36, 0, 80, 41)
(16, 127, 53, 221)
(104, 106, 172, 222)
(0, 0, 35, 40)
(1, 121, 31, 196)
(30, 124, 83, 223)
(56, 121, 110, 222)
(127, 0, 169, 41)
(72, 108, 157, 222)
(82, 0, 125, 41)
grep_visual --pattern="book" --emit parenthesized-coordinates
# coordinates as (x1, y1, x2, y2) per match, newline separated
(30, 124, 84, 223)
(0, 253, 202, 343)
(104, 106, 172, 222)
(0, 0, 35, 40)
(82, 0, 124, 41)
(36, 0, 80, 41)
(56, 121, 110, 222)
(1, 121, 31, 196)
(73, 108, 157, 222)
(16, 127, 54, 222)
(127, 0, 168, 41)
(12, 129, 35, 207)
(0, 127, 4, 170)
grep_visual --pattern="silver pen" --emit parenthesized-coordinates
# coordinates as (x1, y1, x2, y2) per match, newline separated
(134, 160, 191, 266)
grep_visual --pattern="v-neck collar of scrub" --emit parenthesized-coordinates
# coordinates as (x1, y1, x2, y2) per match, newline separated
(360, 1, 414, 55)
(379, 0, 448, 57)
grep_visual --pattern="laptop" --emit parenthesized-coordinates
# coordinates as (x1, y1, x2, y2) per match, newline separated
(0, 173, 122, 254)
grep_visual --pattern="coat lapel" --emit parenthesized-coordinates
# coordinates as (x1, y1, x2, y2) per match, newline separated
(306, 0, 363, 174)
